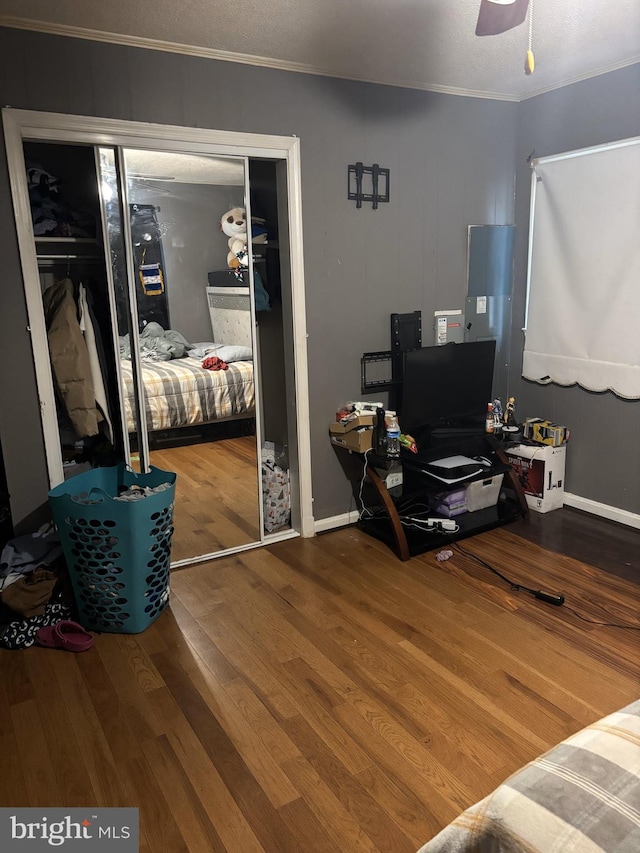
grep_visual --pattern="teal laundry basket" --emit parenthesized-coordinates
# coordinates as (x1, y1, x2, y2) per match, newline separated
(48, 464, 176, 634)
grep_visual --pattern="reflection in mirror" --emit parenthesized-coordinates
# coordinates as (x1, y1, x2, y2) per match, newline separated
(97, 147, 146, 472)
(120, 149, 262, 561)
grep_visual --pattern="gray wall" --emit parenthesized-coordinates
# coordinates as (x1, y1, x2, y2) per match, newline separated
(0, 26, 519, 527)
(129, 181, 243, 342)
(511, 63, 640, 514)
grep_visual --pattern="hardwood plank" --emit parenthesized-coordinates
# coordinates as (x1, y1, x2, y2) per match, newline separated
(146, 685, 266, 852)
(121, 751, 189, 853)
(283, 713, 417, 852)
(151, 435, 262, 563)
(509, 505, 640, 583)
(0, 732, 29, 808)
(281, 753, 382, 853)
(23, 650, 98, 807)
(93, 638, 165, 742)
(278, 797, 343, 853)
(0, 650, 33, 706)
(53, 652, 132, 806)
(152, 650, 303, 852)
(142, 733, 227, 852)
(354, 764, 442, 848)
(3, 517, 639, 852)
(158, 593, 241, 684)
(11, 699, 58, 807)
(75, 650, 148, 768)
(280, 657, 375, 776)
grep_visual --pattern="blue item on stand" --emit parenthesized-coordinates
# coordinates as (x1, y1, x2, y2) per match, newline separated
(48, 464, 176, 634)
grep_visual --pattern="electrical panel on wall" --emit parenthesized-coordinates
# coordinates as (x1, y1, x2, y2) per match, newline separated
(433, 310, 464, 345)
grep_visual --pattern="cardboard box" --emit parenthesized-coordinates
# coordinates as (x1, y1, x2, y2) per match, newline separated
(330, 414, 376, 433)
(329, 413, 375, 453)
(505, 444, 566, 513)
(523, 418, 569, 447)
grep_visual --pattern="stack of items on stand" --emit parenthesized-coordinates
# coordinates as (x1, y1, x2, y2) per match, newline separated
(330, 402, 418, 498)
(330, 402, 417, 458)
(485, 397, 570, 514)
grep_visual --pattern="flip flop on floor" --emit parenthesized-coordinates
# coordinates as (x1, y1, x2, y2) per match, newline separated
(35, 620, 94, 652)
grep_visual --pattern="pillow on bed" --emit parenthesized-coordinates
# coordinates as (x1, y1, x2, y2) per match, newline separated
(188, 342, 253, 362)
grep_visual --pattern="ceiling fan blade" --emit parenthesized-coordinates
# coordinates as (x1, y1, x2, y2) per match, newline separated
(475, 0, 530, 36)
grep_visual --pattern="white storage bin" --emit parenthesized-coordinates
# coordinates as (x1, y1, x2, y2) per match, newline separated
(465, 473, 504, 512)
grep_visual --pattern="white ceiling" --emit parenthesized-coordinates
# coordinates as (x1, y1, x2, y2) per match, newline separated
(1, 0, 639, 101)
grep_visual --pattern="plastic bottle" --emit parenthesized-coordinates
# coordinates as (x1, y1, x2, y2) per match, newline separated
(385, 411, 401, 459)
(485, 402, 495, 434)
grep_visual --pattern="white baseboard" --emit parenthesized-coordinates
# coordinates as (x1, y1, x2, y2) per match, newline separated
(314, 511, 359, 534)
(315, 496, 640, 535)
(563, 493, 640, 529)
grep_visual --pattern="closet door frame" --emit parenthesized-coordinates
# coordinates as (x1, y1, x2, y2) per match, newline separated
(2, 107, 314, 540)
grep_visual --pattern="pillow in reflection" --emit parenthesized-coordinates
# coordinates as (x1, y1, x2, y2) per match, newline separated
(188, 342, 253, 362)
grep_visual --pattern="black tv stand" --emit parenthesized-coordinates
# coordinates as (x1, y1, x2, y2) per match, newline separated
(333, 434, 528, 561)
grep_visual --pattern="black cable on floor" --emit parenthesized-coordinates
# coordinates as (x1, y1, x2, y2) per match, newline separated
(452, 541, 640, 630)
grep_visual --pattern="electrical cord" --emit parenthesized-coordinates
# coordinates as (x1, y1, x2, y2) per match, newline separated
(452, 541, 640, 630)
(400, 516, 460, 533)
(559, 606, 640, 631)
(358, 449, 374, 519)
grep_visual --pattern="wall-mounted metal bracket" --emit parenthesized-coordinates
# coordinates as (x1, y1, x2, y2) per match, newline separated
(361, 350, 395, 393)
(361, 311, 422, 411)
(348, 162, 390, 209)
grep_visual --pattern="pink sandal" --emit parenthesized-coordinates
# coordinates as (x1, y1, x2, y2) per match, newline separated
(35, 620, 94, 652)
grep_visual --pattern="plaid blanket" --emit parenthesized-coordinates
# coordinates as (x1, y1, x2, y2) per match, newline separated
(418, 699, 640, 853)
(120, 357, 254, 432)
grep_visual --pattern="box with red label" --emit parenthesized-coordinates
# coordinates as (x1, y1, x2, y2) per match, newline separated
(504, 444, 566, 513)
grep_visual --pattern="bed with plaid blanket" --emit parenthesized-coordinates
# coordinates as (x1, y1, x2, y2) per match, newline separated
(418, 699, 640, 853)
(120, 357, 254, 432)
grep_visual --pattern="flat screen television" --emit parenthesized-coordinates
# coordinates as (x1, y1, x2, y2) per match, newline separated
(400, 340, 496, 435)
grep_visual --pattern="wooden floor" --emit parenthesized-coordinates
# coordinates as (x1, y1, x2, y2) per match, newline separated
(1, 517, 639, 852)
(150, 435, 261, 562)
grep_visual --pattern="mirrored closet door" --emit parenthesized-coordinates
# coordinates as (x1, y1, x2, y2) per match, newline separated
(96, 146, 263, 561)
(4, 110, 311, 566)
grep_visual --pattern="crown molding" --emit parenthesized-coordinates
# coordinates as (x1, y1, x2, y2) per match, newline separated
(0, 15, 519, 102)
(2, 15, 636, 104)
(521, 54, 640, 100)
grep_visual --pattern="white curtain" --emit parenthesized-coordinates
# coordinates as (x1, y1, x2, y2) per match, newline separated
(523, 138, 640, 399)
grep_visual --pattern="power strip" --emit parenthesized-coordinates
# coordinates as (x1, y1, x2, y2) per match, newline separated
(405, 516, 457, 531)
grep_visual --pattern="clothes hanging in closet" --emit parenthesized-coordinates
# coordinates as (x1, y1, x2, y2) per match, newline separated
(78, 283, 113, 443)
(42, 278, 101, 438)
